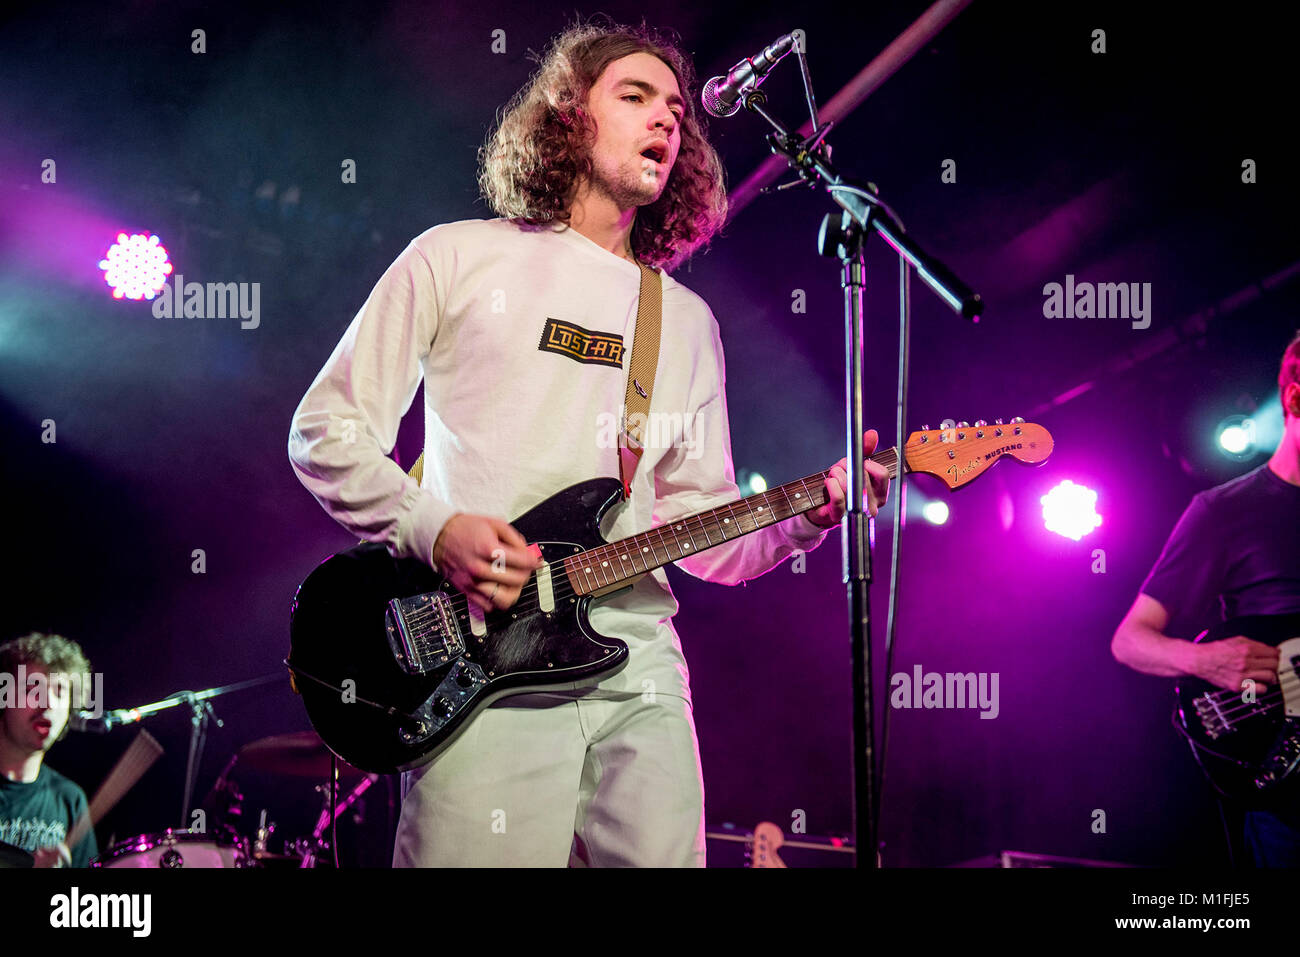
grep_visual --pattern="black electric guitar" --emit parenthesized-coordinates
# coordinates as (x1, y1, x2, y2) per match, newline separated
(1174, 613, 1300, 802)
(288, 421, 1053, 774)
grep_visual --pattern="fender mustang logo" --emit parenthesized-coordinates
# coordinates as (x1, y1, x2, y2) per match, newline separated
(983, 442, 1023, 462)
(538, 318, 625, 368)
(947, 459, 981, 481)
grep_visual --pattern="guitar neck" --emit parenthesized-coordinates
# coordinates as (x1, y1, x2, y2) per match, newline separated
(562, 447, 901, 595)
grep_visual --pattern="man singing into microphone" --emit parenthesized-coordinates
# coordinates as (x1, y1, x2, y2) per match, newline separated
(289, 19, 888, 866)
(0, 633, 98, 868)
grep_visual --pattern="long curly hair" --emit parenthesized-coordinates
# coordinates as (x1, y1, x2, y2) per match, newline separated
(478, 18, 727, 272)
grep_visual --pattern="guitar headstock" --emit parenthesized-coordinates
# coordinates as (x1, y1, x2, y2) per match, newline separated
(750, 821, 787, 869)
(903, 419, 1053, 490)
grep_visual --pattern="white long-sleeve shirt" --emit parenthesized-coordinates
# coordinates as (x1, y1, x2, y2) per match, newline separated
(288, 218, 829, 703)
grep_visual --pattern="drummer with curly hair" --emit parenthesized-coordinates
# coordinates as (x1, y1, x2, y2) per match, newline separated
(0, 633, 98, 868)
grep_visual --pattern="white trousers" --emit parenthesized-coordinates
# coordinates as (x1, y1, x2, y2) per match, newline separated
(392, 691, 706, 867)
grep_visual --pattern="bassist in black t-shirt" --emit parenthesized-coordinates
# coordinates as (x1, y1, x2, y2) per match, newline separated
(1112, 330, 1300, 867)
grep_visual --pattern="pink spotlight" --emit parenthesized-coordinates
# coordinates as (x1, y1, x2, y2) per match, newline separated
(98, 232, 173, 300)
(1040, 480, 1102, 541)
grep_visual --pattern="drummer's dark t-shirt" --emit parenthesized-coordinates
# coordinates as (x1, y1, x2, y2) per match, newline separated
(1141, 464, 1300, 630)
(0, 764, 97, 867)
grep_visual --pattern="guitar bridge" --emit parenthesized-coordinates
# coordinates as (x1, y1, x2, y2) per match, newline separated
(385, 591, 465, 675)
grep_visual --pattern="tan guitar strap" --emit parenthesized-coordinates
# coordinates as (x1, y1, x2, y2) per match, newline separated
(403, 261, 663, 502)
(618, 261, 663, 500)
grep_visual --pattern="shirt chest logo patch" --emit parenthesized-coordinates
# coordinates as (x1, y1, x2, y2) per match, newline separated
(538, 318, 625, 368)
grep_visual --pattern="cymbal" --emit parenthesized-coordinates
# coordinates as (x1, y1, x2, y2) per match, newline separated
(0, 841, 34, 868)
(236, 731, 365, 780)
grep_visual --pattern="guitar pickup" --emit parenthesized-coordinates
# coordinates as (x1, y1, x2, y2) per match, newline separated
(385, 591, 465, 675)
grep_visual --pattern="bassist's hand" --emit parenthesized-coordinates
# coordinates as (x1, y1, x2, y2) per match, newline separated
(431, 514, 544, 613)
(1194, 636, 1279, 693)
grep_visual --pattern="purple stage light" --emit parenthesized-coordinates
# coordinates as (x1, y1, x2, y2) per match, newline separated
(1040, 480, 1102, 541)
(98, 232, 172, 300)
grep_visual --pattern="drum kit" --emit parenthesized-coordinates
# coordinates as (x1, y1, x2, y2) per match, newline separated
(0, 674, 383, 869)
(91, 730, 378, 868)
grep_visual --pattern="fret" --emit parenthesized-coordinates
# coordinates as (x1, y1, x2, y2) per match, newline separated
(798, 476, 822, 511)
(719, 501, 740, 538)
(567, 454, 900, 596)
(631, 534, 655, 572)
(776, 483, 797, 521)
(579, 550, 608, 590)
(614, 540, 640, 576)
(791, 478, 815, 515)
(738, 496, 759, 535)
(656, 524, 677, 561)
(655, 523, 676, 562)
(650, 527, 670, 564)
(676, 519, 701, 555)
(696, 515, 714, 547)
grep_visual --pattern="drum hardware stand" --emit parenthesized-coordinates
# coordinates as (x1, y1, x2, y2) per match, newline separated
(298, 771, 379, 868)
(90, 673, 285, 829)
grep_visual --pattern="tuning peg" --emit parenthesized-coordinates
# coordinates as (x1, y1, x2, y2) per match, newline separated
(956, 421, 970, 428)
(994, 418, 1004, 425)
(1010, 416, 1025, 423)
(921, 424, 930, 432)
(974, 420, 987, 427)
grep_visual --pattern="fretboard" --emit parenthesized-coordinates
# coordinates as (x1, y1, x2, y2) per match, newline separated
(562, 447, 900, 595)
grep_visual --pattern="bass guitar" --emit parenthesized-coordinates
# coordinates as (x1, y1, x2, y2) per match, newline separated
(288, 421, 1053, 773)
(1174, 612, 1300, 802)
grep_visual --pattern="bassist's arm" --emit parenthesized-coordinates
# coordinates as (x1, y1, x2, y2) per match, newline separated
(1112, 594, 1280, 691)
(1111, 594, 1200, 678)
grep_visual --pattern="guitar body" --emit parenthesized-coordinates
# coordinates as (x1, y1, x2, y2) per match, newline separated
(288, 478, 630, 774)
(1174, 613, 1300, 804)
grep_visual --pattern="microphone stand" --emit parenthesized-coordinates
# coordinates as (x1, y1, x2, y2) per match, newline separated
(736, 41, 981, 867)
(95, 673, 284, 828)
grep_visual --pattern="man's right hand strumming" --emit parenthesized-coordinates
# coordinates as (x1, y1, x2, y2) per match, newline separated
(1191, 636, 1280, 693)
(432, 513, 545, 614)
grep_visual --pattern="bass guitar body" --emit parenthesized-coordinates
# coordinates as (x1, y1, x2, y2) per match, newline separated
(1174, 613, 1300, 804)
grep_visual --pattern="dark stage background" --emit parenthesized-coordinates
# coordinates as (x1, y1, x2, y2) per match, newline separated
(2, 1, 1296, 867)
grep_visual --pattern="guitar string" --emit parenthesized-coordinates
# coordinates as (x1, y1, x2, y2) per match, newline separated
(1193, 674, 1299, 729)
(403, 448, 903, 636)
(404, 432, 1017, 632)
(401, 469, 842, 634)
(412, 472, 837, 629)
(1189, 689, 1298, 736)
(1196, 669, 1298, 709)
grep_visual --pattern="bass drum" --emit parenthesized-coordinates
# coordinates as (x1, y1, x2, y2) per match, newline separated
(92, 828, 251, 868)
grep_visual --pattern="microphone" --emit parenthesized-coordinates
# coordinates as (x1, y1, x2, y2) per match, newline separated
(66, 709, 142, 734)
(701, 33, 797, 118)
